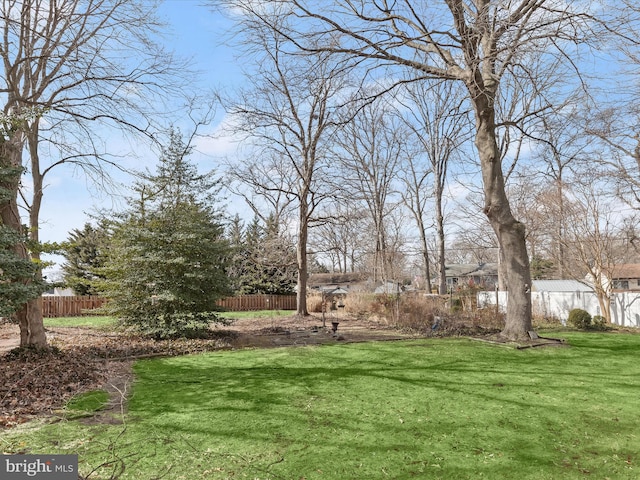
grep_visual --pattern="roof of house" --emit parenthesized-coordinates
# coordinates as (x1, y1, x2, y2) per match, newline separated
(444, 263, 499, 277)
(307, 272, 369, 287)
(532, 279, 594, 292)
(374, 281, 403, 294)
(610, 264, 640, 279)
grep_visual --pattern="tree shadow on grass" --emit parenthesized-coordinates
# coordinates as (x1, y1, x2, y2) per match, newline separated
(116, 339, 640, 478)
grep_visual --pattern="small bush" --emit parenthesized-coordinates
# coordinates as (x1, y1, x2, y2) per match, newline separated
(120, 311, 226, 340)
(592, 315, 608, 331)
(568, 308, 592, 330)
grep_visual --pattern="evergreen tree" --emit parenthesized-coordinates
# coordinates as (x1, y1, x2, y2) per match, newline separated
(226, 215, 296, 295)
(101, 129, 231, 339)
(260, 214, 297, 294)
(530, 256, 556, 281)
(61, 222, 109, 295)
(226, 214, 250, 294)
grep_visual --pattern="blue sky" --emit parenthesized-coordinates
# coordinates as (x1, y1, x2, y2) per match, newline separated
(40, 1, 241, 277)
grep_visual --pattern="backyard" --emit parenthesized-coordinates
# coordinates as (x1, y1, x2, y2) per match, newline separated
(1, 315, 639, 479)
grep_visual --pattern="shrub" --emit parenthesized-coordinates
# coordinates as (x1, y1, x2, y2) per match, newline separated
(532, 314, 563, 330)
(307, 294, 323, 313)
(592, 315, 608, 331)
(568, 308, 592, 330)
(450, 297, 463, 313)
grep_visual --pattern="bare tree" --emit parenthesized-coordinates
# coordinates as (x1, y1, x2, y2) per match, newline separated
(585, 105, 640, 209)
(560, 180, 626, 324)
(506, 173, 553, 265)
(397, 80, 473, 294)
(220, 5, 352, 316)
(308, 202, 368, 273)
(225, 150, 298, 228)
(333, 96, 403, 283)
(260, 0, 607, 339)
(527, 103, 593, 278)
(0, 0, 191, 347)
(583, 1, 640, 209)
(451, 192, 500, 265)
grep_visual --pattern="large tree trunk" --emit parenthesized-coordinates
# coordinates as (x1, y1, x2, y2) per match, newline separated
(0, 191, 47, 348)
(0, 191, 46, 348)
(296, 200, 309, 316)
(435, 187, 447, 295)
(474, 99, 532, 341)
(23, 123, 47, 347)
(0, 132, 48, 348)
(17, 298, 46, 347)
(415, 216, 432, 293)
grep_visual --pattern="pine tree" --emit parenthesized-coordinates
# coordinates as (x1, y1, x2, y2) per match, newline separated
(260, 214, 297, 294)
(101, 129, 231, 339)
(226, 215, 296, 295)
(61, 222, 109, 295)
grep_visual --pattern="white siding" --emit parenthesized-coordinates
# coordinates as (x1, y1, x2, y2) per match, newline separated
(478, 291, 640, 327)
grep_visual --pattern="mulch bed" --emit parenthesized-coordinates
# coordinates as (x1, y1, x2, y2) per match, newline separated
(0, 327, 237, 429)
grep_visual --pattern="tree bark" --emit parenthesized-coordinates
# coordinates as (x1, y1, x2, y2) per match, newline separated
(0, 131, 48, 348)
(296, 197, 309, 316)
(435, 186, 447, 295)
(474, 101, 532, 340)
(16, 298, 46, 347)
(415, 215, 432, 293)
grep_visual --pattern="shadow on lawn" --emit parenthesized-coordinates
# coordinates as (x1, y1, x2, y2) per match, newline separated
(112, 337, 640, 479)
(131, 338, 639, 424)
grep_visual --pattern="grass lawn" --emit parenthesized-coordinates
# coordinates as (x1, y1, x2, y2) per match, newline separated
(3, 332, 640, 479)
(218, 310, 294, 320)
(43, 316, 117, 328)
(42, 311, 292, 329)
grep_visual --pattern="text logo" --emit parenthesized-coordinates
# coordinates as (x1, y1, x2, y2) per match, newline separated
(1, 455, 78, 479)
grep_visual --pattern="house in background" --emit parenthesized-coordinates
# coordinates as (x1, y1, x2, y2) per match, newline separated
(442, 263, 499, 291)
(308, 273, 408, 295)
(307, 273, 369, 294)
(531, 279, 594, 294)
(42, 286, 75, 296)
(609, 264, 640, 292)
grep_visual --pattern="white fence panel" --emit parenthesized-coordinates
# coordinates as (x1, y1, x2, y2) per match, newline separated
(478, 290, 640, 327)
(611, 293, 640, 328)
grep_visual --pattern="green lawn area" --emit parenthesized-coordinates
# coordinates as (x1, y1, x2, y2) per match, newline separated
(4, 332, 640, 479)
(43, 316, 117, 328)
(42, 310, 292, 328)
(218, 309, 294, 320)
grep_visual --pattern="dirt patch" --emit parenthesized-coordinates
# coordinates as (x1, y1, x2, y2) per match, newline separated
(0, 322, 20, 352)
(221, 314, 416, 347)
(79, 360, 134, 426)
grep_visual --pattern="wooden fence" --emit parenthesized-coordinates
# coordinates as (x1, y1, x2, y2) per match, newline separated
(216, 294, 297, 312)
(42, 296, 108, 318)
(41, 294, 297, 317)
